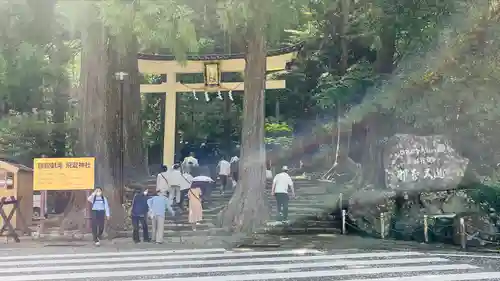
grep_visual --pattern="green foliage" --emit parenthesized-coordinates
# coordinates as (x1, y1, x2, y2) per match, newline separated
(0, 111, 75, 162)
(315, 61, 375, 111)
(216, 0, 307, 43)
(265, 121, 293, 135)
(141, 95, 163, 147)
(97, 0, 199, 58)
(0, 0, 76, 163)
(464, 182, 500, 216)
(265, 120, 293, 150)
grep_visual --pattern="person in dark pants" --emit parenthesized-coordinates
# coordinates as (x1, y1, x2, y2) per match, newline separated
(173, 163, 193, 210)
(130, 188, 150, 243)
(217, 156, 231, 193)
(87, 187, 110, 246)
(230, 155, 239, 183)
(194, 166, 215, 207)
(271, 166, 295, 222)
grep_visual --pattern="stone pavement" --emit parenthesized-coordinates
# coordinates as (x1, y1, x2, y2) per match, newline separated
(3, 245, 500, 281)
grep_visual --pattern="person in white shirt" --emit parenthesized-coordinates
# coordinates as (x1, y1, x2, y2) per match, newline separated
(182, 152, 199, 175)
(166, 164, 192, 206)
(217, 156, 231, 193)
(271, 166, 295, 221)
(178, 167, 193, 210)
(156, 165, 169, 195)
(230, 155, 239, 182)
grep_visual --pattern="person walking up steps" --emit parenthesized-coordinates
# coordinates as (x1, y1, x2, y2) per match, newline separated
(217, 156, 231, 194)
(171, 163, 193, 210)
(166, 163, 191, 207)
(187, 168, 205, 231)
(271, 166, 295, 222)
(156, 165, 169, 195)
(182, 152, 199, 175)
(193, 166, 215, 208)
(147, 190, 175, 244)
(87, 187, 110, 246)
(230, 154, 239, 183)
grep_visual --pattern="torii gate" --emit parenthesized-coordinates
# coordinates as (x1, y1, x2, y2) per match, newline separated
(138, 46, 298, 167)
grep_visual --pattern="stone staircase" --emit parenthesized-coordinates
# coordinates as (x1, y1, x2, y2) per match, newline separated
(263, 179, 343, 234)
(124, 177, 342, 238)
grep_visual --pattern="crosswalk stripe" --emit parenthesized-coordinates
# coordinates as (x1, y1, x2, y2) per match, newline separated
(1, 257, 449, 274)
(2, 249, 498, 281)
(4, 263, 478, 281)
(0, 248, 227, 260)
(144, 271, 500, 281)
(331, 273, 500, 281)
(0, 249, 323, 266)
(140, 265, 477, 281)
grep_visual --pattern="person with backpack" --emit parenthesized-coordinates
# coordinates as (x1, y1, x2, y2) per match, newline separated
(87, 187, 110, 246)
(130, 188, 150, 243)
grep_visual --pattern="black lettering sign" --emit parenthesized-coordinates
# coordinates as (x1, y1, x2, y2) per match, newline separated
(37, 162, 63, 169)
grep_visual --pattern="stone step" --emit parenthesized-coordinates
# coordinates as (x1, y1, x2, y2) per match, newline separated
(286, 200, 335, 206)
(265, 219, 340, 226)
(120, 227, 227, 237)
(259, 226, 341, 235)
(144, 223, 213, 231)
(271, 204, 331, 210)
(163, 221, 214, 227)
(270, 208, 324, 214)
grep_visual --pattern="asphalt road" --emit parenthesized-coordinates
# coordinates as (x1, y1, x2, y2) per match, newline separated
(1, 245, 500, 281)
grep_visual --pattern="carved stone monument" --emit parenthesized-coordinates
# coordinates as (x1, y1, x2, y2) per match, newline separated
(384, 134, 469, 192)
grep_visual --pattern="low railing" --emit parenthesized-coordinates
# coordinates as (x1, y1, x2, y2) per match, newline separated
(335, 193, 500, 249)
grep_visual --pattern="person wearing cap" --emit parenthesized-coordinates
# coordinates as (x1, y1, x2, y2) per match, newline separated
(271, 166, 295, 221)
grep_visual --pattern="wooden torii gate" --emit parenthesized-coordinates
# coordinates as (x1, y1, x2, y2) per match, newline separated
(138, 46, 299, 167)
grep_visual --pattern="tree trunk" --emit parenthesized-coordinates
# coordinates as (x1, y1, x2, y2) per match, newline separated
(111, 33, 148, 182)
(78, 3, 126, 237)
(359, 10, 396, 189)
(340, 0, 350, 74)
(275, 98, 280, 119)
(219, 8, 269, 233)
